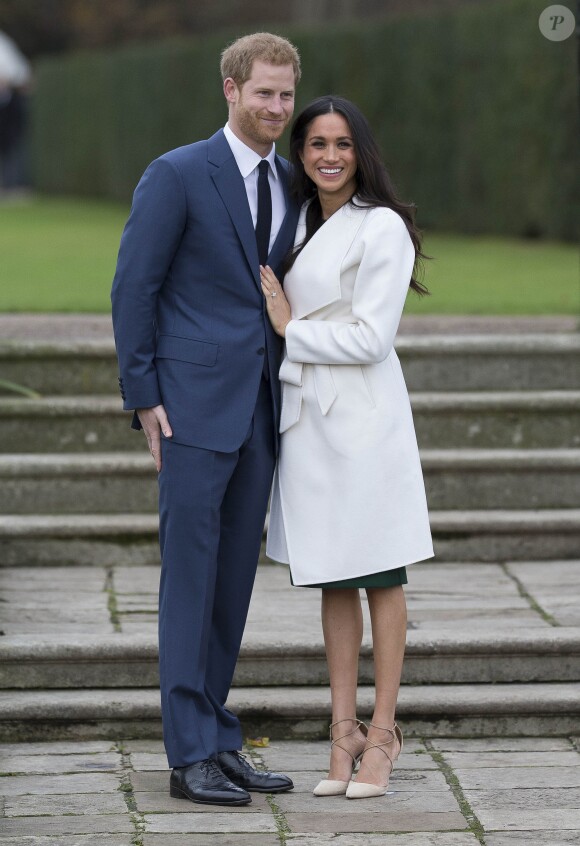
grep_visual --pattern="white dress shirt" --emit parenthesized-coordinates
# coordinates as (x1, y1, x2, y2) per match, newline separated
(223, 123, 287, 256)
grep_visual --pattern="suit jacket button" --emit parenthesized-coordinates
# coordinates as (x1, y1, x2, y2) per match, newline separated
(257, 347, 265, 355)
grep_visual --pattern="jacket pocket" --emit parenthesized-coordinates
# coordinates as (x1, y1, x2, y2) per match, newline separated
(155, 334, 218, 366)
(360, 365, 377, 408)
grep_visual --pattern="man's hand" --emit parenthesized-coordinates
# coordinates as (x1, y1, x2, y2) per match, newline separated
(136, 405, 173, 471)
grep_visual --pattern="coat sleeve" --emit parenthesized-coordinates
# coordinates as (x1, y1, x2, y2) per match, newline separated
(284, 208, 415, 366)
(111, 157, 187, 410)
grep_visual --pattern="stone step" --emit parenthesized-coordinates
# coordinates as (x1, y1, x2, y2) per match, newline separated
(412, 391, 580, 449)
(0, 449, 578, 514)
(422, 449, 580, 509)
(397, 334, 580, 391)
(2, 334, 579, 396)
(0, 509, 579, 566)
(1, 682, 578, 742)
(1, 629, 578, 690)
(1, 391, 579, 452)
(0, 340, 117, 397)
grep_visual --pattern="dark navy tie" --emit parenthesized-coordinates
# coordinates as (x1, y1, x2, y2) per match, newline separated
(255, 159, 272, 266)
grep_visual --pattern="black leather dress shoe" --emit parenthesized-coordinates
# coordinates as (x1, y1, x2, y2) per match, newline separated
(217, 750, 294, 793)
(170, 759, 251, 806)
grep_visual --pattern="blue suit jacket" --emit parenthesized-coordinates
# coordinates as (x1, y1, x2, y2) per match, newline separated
(111, 129, 300, 452)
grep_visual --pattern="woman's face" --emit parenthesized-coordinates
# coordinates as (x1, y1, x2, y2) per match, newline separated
(300, 112, 357, 205)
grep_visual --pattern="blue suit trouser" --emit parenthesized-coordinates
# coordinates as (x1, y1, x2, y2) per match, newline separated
(157, 377, 275, 768)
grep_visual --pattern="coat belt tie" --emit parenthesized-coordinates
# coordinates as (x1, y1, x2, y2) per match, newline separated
(278, 357, 337, 433)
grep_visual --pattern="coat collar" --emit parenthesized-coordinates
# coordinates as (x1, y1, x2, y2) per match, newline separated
(283, 200, 369, 319)
(208, 129, 299, 285)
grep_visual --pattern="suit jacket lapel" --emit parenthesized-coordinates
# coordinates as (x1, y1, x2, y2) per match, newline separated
(208, 130, 260, 285)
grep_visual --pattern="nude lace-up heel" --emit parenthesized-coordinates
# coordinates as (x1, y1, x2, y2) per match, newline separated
(345, 722, 403, 799)
(313, 718, 368, 796)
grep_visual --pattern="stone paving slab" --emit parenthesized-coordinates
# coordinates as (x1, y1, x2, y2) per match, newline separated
(134, 789, 271, 813)
(452, 765, 580, 790)
(4, 791, 128, 816)
(0, 740, 115, 755)
(286, 837, 480, 846)
(0, 815, 135, 835)
(0, 567, 107, 589)
(142, 837, 279, 846)
(122, 738, 164, 753)
(283, 810, 467, 833)
(477, 808, 580, 831)
(0, 772, 121, 795)
(128, 770, 174, 792)
(430, 737, 573, 751)
(129, 752, 170, 772)
(1, 838, 137, 846)
(0, 622, 115, 635)
(0, 752, 120, 774)
(463, 787, 580, 810)
(142, 811, 278, 832)
(117, 617, 158, 633)
(440, 750, 580, 768)
(405, 612, 545, 628)
(486, 835, 580, 845)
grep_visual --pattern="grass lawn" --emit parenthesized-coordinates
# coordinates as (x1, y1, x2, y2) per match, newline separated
(0, 196, 577, 314)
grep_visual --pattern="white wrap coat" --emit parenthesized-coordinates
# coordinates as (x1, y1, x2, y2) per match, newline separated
(266, 200, 434, 585)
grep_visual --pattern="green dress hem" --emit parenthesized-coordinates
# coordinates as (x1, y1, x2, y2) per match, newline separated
(291, 566, 408, 589)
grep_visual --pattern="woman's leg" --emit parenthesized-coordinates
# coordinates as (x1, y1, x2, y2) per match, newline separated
(355, 585, 407, 786)
(321, 588, 367, 781)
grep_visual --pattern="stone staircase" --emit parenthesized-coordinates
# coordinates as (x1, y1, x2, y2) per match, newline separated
(1, 322, 579, 740)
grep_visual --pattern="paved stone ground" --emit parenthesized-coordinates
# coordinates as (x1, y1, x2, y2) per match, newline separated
(1, 735, 579, 844)
(2, 558, 579, 640)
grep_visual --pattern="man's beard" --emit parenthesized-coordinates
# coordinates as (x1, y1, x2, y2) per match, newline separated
(235, 102, 288, 145)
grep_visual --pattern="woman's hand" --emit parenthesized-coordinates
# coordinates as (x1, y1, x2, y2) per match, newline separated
(260, 265, 292, 337)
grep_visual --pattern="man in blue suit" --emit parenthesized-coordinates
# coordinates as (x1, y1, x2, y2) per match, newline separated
(111, 33, 301, 806)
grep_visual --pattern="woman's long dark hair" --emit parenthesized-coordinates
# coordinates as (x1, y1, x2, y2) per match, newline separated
(287, 95, 429, 295)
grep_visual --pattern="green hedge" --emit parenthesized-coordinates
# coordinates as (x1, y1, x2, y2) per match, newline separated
(30, 0, 578, 239)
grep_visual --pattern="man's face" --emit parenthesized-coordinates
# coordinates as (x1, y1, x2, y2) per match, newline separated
(225, 60, 295, 153)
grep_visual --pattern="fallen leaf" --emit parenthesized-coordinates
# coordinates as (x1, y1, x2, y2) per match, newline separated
(246, 736, 270, 747)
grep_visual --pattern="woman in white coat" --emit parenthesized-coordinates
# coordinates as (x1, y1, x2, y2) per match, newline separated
(261, 97, 433, 799)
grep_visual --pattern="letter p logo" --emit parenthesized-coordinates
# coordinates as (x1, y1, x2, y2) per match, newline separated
(539, 5, 576, 40)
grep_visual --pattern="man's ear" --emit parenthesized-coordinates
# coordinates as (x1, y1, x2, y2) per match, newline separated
(223, 77, 239, 104)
